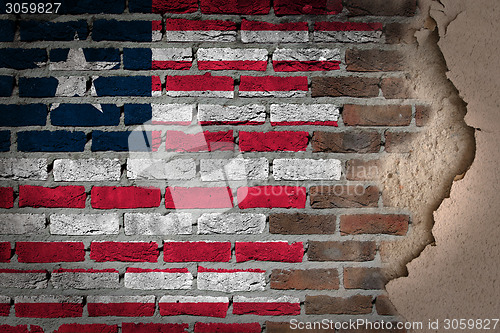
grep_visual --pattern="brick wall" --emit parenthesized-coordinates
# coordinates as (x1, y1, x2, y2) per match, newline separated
(0, 0, 422, 331)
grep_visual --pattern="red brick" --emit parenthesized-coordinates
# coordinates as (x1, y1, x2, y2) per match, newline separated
(416, 105, 431, 127)
(308, 241, 376, 261)
(194, 323, 261, 333)
(312, 131, 381, 153)
(381, 77, 414, 99)
(91, 186, 161, 209)
(239, 131, 308, 152)
(385, 131, 418, 153)
(305, 295, 372, 314)
(239, 76, 308, 93)
(0, 326, 44, 333)
(122, 323, 189, 333)
(166, 73, 234, 92)
(274, 0, 342, 14)
(346, 49, 405, 72)
(0, 187, 13, 208)
(310, 185, 379, 208)
(271, 269, 339, 290)
(166, 130, 234, 152)
(15, 301, 83, 318)
(0, 242, 10, 262)
(152, 0, 197, 13)
(346, 159, 381, 181)
(238, 186, 306, 209)
(165, 187, 233, 209)
(345, 0, 416, 16)
(376, 295, 399, 316)
(235, 241, 303, 262)
(242, 20, 308, 32)
(343, 104, 412, 126)
(200, 0, 270, 14)
(269, 213, 336, 234)
(90, 242, 158, 262)
(312, 76, 380, 97)
(55, 324, 118, 333)
(164, 241, 231, 262)
(344, 267, 387, 289)
(340, 214, 409, 235)
(16, 242, 84, 263)
(0, 299, 9, 316)
(166, 19, 236, 31)
(19, 185, 86, 208)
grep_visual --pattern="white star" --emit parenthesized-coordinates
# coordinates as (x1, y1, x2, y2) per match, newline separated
(49, 48, 119, 71)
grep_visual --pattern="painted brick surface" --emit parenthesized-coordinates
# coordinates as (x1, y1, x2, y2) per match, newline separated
(0, 1, 419, 329)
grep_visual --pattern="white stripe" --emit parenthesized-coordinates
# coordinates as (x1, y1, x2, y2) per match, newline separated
(152, 30, 162, 42)
(0, 272, 48, 289)
(270, 104, 340, 122)
(239, 90, 306, 98)
(124, 212, 193, 235)
(273, 158, 342, 180)
(166, 90, 234, 98)
(0, 158, 47, 180)
(152, 48, 192, 61)
(233, 296, 299, 303)
(152, 103, 193, 123)
(51, 272, 120, 289)
(49, 214, 119, 235)
(197, 104, 265, 123)
(152, 90, 162, 97)
(0, 295, 10, 303)
(197, 48, 267, 61)
(166, 31, 236, 42)
(241, 30, 309, 43)
(198, 272, 265, 292)
(273, 48, 341, 62)
(198, 213, 266, 234)
(159, 295, 228, 303)
(87, 295, 155, 304)
(0, 214, 45, 235)
(314, 30, 383, 43)
(125, 272, 193, 290)
(16, 295, 82, 303)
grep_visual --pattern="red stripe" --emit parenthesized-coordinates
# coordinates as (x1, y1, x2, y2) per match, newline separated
(198, 266, 265, 273)
(315, 21, 383, 31)
(232, 302, 300, 315)
(0, 242, 10, 262)
(237, 186, 307, 209)
(242, 19, 308, 31)
(199, 120, 264, 125)
(91, 186, 161, 209)
(0, 187, 13, 208)
(165, 187, 233, 209)
(122, 323, 189, 333)
(166, 74, 233, 91)
(0, 325, 44, 333)
(273, 60, 341, 71)
(165, 130, 234, 152)
(19, 185, 86, 208)
(152, 131, 161, 151)
(159, 302, 228, 318)
(198, 60, 267, 71)
(0, 303, 9, 316)
(271, 121, 338, 126)
(90, 242, 159, 263)
(126, 267, 189, 273)
(165, 19, 236, 31)
(152, 20, 162, 31)
(239, 76, 308, 91)
(152, 60, 192, 70)
(55, 324, 118, 333)
(16, 242, 85, 263)
(239, 131, 308, 152)
(152, 0, 197, 14)
(194, 322, 261, 333)
(15, 303, 83, 318)
(0, 269, 46, 273)
(53, 268, 118, 273)
(164, 242, 231, 262)
(236, 241, 304, 263)
(152, 75, 161, 92)
(87, 303, 155, 317)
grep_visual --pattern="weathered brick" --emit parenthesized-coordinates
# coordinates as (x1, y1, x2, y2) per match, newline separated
(241, 20, 308, 43)
(416, 105, 432, 126)
(165, 187, 233, 209)
(310, 185, 379, 208)
(273, 159, 341, 180)
(166, 73, 234, 98)
(87, 296, 155, 317)
(381, 77, 414, 99)
(17, 131, 86, 152)
(51, 269, 120, 289)
(0, 214, 45, 235)
(0, 242, 10, 262)
(270, 104, 340, 126)
(92, 77, 155, 97)
(238, 186, 306, 209)
(375, 295, 399, 315)
(0, 131, 9, 152)
(92, 20, 155, 42)
(50, 214, 119, 235)
(129, 0, 198, 13)
(164, 241, 231, 262)
(0, 295, 9, 316)
(312, 76, 379, 98)
(271, 269, 339, 290)
(197, 267, 266, 292)
(235, 241, 303, 262)
(345, 0, 417, 16)
(239, 76, 308, 97)
(385, 23, 417, 44)
(239, 131, 308, 152)
(15, 295, 83, 318)
(123, 323, 189, 333)
(20, 21, 88, 41)
(50, 104, 120, 126)
(0, 158, 47, 180)
(0, 269, 48, 289)
(127, 158, 195, 180)
(340, 214, 410, 235)
(200, 158, 268, 181)
(343, 104, 412, 126)
(272, 48, 341, 72)
(312, 131, 381, 153)
(269, 213, 336, 234)
(385, 131, 418, 153)
(200, 0, 270, 14)
(346, 49, 406, 72)
(55, 324, 118, 333)
(19, 185, 86, 208)
(274, 0, 342, 15)
(233, 296, 300, 316)
(313, 21, 383, 43)
(305, 295, 373, 314)
(16, 242, 85, 263)
(308, 241, 376, 261)
(124, 268, 193, 290)
(0, 76, 14, 97)
(197, 48, 268, 71)
(90, 242, 159, 262)
(53, 159, 121, 182)
(198, 213, 266, 234)
(165, 130, 234, 152)
(198, 104, 266, 125)
(124, 213, 192, 235)
(91, 186, 161, 209)
(0, 105, 47, 127)
(195, 323, 261, 333)
(0, 187, 13, 208)
(166, 19, 236, 42)
(0, 49, 47, 69)
(346, 159, 381, 181)
(0, 21, 15, 42)
(159, 295, 229, 318)
(344, 267, 387, 289)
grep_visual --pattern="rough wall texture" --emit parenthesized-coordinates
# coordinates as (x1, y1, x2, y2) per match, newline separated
(0, 0, 481, 331)
(388, 0, 500, 331)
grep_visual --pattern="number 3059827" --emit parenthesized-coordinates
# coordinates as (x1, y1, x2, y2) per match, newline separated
(5, 2, 61, 13)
